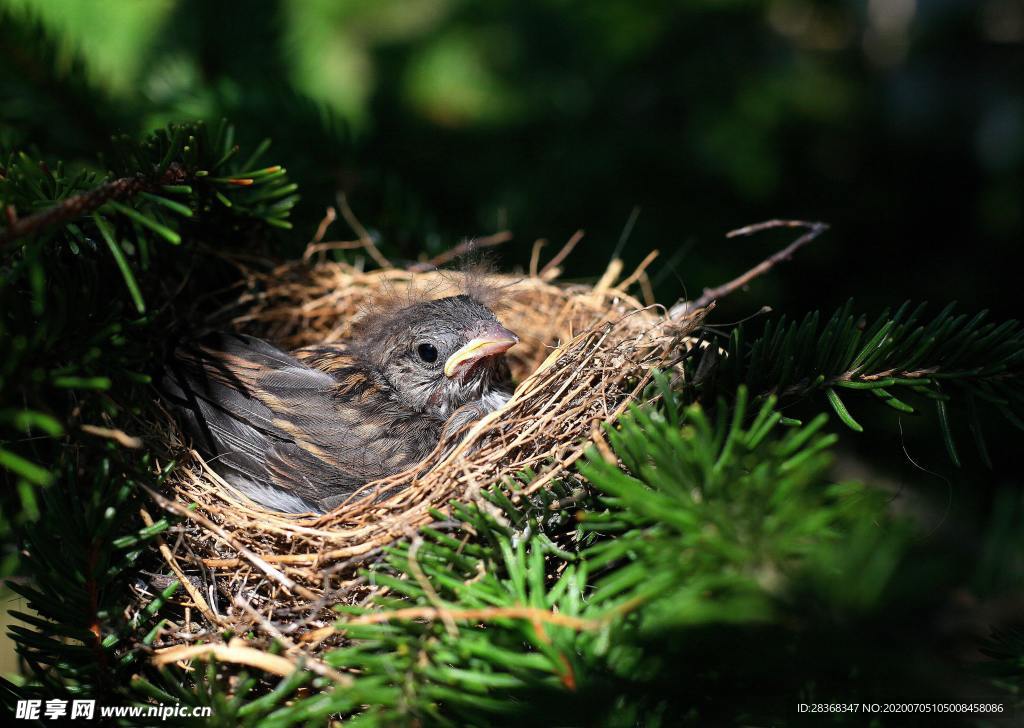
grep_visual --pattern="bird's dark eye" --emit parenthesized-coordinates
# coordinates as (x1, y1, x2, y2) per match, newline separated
(417, 343, 438, 363)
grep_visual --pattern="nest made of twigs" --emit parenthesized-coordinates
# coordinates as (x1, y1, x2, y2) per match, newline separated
(143, 251, 704, 659)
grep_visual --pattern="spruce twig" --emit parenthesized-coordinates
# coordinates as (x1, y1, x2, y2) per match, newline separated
(0, 163, 188, 246)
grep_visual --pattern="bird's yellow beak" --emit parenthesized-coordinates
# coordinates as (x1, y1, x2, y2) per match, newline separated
(444, 328, 518, 378)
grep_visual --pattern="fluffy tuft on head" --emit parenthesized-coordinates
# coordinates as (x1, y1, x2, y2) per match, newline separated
(441, 248, 510, 311)
(350, 249, 513, 341)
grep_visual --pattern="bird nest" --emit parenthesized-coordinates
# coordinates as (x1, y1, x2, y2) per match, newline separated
(144, 247, 705, 663)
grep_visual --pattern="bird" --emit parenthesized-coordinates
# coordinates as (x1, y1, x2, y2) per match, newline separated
(160, 293, 518, 514)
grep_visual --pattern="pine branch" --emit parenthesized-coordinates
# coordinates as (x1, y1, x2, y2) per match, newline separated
(0, 164, 188, 247)
(0, 121, 296, 499)
(6, 456, 177, 701)
(687, 301, 1024, 460)
(1, 123, 298, 715)
(256, 388, 900, 725)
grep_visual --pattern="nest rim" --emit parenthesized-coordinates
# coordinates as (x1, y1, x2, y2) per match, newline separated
(145, 255, 704, 654)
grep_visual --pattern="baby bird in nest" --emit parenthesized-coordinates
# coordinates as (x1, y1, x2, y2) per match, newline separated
(161, 292, 518, 514)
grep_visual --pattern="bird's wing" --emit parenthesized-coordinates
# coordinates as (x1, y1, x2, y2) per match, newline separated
(291, 343, 359, 374)
(292, 341, 443, 479)
(161, 333, 402, 512)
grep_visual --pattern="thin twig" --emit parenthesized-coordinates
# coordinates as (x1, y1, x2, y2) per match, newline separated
(231, 595, 352, 684)
(341, 605, 602, 631)
(540, 229, 585, 278)
(406, 230, 513, 272)
(593, 259, 624, 292)
(143, 485, 319, 601)
(336, 192, 392, 269)
(301, 239, 366, 263)
(407, 537, 459, 637)
(301, 206, 346, 263)
(153, 639, 306, 678)
(615, 249, 659, 292)
(670, 219, 828, 318)
(529, 239, 546, 278)
(311, 206, 337, 245)
(140, 508, 221, 627)
(81, 424, 143, 449)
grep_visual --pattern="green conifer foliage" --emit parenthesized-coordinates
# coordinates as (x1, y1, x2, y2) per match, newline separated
(1, 9, 1022, 725)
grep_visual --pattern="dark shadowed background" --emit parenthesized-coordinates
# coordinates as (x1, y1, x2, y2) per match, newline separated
(1, 0, 1022, 682)
(3, 0, 1021, 317)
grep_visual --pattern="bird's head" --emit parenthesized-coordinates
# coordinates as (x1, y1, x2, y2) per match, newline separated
(353, 294, 518, 418)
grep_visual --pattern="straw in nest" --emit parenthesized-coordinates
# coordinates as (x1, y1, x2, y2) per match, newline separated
(135, 219, 827, 682)
(141, 243, 703, 654)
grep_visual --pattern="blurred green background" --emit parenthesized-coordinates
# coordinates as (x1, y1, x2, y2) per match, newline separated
(2, 0, 1024, 708)
(4, 0, 1020, 468)
(2, 0, 1021, 317)
(1, 0, 1022, 655)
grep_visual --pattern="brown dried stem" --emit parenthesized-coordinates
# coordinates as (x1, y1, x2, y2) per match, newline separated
(670, 219, 828, 317)
(153, 639, 313, 678)
(341, 605, 602, 631)
(336, 192, 392, 269)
